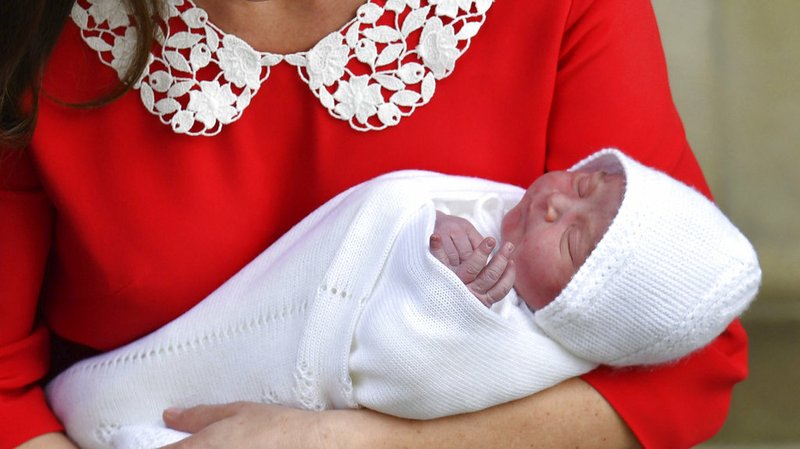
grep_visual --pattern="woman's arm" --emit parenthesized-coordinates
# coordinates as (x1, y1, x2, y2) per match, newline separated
(350, 378, 639, 449)
(0, 151, 64, 448)
(15, 433, 79, 449)
(166, 1, 744, 447)
(163, 378, 639, 449)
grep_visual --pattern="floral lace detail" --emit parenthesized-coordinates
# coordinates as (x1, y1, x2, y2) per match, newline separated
(71, 0, 493, 135)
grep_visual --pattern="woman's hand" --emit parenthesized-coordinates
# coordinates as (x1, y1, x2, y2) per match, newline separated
(160, 402, 348, 449)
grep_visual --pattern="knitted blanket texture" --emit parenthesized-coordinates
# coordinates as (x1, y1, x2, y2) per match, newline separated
(46, 171, 595, 449)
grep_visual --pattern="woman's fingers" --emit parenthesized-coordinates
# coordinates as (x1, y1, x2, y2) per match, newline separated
(159, 402, 341, 449)
(162, 403, 241, 434)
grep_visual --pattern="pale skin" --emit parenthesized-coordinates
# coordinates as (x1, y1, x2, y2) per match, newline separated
(18, 376, 638, 449)
(194, 0, 368, 54)
(430, 169, 625, 310)
(17, 1, 639, 447)
(21, 385, 639, 449)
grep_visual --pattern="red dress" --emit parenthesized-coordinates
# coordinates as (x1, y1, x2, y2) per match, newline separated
(0, 0, 747, 447)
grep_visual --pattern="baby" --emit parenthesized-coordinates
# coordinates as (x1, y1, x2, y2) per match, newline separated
(46, 149, 761, 449)
(421, 148, 762, 366)
(429, 166, 624, 311)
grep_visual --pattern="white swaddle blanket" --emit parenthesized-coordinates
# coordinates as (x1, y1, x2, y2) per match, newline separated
(46, 171, 595, 449)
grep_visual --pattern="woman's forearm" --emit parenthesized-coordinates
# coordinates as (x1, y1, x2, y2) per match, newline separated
(15, 433, 79, 449)
(162, 378, 640, 449)
(348, 378, 640, 449)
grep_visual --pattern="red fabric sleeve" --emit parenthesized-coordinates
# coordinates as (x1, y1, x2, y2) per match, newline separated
(545, 0, 749, 448)
(0, 150, 63, 448)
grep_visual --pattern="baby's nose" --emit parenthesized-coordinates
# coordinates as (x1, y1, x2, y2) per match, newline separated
(545, 203, 559, 222)
(544, 192, 571, 222)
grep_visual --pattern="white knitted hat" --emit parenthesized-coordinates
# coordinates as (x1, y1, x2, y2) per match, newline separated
(534, 149, 761, 366)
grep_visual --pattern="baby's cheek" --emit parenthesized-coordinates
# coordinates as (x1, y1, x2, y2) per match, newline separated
(510, 259, 539, 308)
(501, 207, 521, 234)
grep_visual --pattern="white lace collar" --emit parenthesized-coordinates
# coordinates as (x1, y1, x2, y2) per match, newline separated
(71, 0, 493, 135)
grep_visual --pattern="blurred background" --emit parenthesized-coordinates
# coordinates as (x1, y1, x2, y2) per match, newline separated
(651, 1, 799, 447)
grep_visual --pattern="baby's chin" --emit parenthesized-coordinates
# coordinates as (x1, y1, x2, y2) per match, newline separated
(525, 298, 550, 312)
(513, 283, 555, 312)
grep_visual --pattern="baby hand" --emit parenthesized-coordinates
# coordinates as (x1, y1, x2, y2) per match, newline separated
(430, 213, 516, 307)
(429, 211, 485, 269)
(464, 238, 516, 307)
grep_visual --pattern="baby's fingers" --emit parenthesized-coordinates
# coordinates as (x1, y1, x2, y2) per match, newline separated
(455, 237, 496, 283)
(468, 242, 516, 306)
(429, 234, 450, 266)
(478, 258, 515, 307)
(432, 233, 461, 266)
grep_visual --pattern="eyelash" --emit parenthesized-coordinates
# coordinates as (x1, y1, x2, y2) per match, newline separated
(577, 175, 590, 197)
(566, 227, 577, 263)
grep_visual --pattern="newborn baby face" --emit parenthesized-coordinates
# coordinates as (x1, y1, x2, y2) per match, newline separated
(501, 169, 625, 310)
